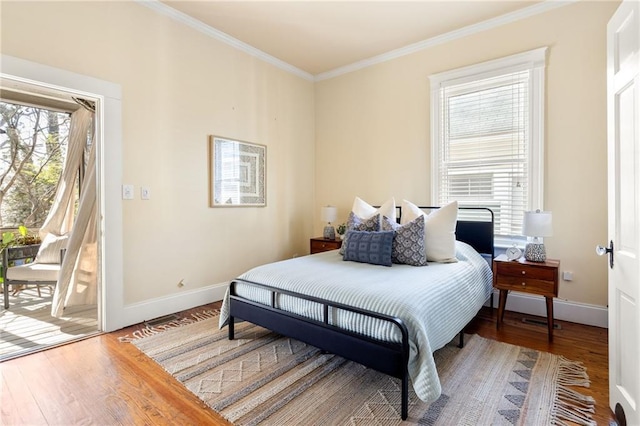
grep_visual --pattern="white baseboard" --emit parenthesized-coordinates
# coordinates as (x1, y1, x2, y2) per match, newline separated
(118, 284, 608, 331)
(487, 290, 608, 328)
(120, 282, 228, 329)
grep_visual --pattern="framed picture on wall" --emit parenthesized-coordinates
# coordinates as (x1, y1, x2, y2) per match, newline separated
(208, 135, 266, 207)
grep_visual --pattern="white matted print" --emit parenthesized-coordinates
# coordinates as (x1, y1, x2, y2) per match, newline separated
(209, 135, 266, 207)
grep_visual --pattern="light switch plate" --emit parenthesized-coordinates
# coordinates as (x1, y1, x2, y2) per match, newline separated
(122, 184, 134, 200)
(141, 187, 150, 200)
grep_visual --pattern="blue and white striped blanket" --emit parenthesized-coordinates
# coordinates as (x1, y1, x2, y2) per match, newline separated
(219, 241, 492, 404)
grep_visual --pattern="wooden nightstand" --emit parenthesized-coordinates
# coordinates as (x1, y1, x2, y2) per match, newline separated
(493, 256, 560, 341)
(310, 237, 342, 254)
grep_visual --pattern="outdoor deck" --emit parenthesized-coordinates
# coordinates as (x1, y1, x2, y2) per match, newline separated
(0, 287, 99, 361)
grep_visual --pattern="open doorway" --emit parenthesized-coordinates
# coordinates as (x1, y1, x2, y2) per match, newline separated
(0, 81, 100, 361)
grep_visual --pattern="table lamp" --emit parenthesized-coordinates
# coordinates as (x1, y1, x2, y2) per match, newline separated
(523, 209, 553, 262)
(321, 206, 337, 240)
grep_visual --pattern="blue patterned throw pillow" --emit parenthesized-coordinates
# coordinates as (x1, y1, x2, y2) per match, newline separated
(339, 212, 381, 255)
(343, 230, 394, 267)
(382, 216, 428, 266)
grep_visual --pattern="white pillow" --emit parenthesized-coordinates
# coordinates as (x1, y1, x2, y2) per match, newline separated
(352, 196, 396, 224)
(401, 200, 458, 263)
(35, 233, 69, 264)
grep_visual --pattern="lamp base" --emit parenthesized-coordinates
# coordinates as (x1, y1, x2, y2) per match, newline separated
(323, 225, 336, 240)
(524, 243, 547, 262)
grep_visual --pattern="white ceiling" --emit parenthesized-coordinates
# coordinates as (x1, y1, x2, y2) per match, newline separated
(160, 1, 545, 77)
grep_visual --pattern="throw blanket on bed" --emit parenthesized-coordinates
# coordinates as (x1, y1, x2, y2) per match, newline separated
(219, 241, 492, 405)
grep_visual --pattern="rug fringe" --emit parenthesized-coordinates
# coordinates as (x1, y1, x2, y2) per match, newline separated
(556, 356, 592, 387)
(117, 309, 219, 343)
(551, 357, 597, 426)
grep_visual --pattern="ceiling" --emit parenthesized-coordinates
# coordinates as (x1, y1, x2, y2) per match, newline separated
(160, 1, 544, 77)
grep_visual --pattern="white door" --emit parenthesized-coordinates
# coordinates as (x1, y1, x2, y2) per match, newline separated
(605, 0, 640, 424)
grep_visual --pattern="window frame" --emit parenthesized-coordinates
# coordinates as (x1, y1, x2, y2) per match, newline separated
(429, 47, 547, 247)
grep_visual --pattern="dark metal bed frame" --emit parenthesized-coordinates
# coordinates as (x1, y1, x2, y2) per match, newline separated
(227, 207, 494, 420)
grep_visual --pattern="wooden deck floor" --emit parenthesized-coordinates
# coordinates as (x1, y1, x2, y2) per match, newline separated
(0, 287, 99, 361)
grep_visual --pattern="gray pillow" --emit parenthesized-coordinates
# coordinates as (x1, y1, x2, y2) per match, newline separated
(343, 230, 394, 267)
(339, 212, 380, 255)
(382, 216, 428, 266)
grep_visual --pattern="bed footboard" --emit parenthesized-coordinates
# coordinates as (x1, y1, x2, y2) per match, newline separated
(228, 278, 411, 420)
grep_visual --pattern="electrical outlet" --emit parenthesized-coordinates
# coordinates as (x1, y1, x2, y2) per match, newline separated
(122, 184, 134, 200)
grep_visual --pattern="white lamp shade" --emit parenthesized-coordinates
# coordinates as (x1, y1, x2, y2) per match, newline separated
(321, 206, 337, 224)
(523, 210, 553, 237)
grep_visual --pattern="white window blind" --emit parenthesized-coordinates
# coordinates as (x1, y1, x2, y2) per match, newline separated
(430, 48, 546, 244)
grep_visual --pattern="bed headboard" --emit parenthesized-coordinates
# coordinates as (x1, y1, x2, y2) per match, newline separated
(373, 205, 495, 258)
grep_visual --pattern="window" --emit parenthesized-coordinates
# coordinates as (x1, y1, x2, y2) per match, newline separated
(430, 48, 546, 245)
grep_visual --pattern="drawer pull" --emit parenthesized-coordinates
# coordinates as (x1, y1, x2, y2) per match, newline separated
(521, 271, 526, 275)
(521, 282, 526, 286)
(321, 244, 326, 248)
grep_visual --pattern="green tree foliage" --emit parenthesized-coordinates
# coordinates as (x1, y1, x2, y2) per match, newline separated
(0, 102, 69, 229)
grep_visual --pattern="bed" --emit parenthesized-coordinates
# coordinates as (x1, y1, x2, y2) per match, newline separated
(219, 206, 494, 420)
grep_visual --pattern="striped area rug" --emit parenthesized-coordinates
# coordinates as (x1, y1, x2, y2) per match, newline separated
(132, 316, 596, 425)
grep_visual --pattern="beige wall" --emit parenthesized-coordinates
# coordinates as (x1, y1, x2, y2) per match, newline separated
(1, 0, 618, 310)
(1, 1, 315, 304)
(315, 0, 619, 307)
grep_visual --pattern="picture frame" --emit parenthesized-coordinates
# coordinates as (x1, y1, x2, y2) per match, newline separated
(208, 135, 266, 207)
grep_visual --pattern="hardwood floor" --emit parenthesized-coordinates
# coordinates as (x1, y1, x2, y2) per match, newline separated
(0, 303, 615, 425)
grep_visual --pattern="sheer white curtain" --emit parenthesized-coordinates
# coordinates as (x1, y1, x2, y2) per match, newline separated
(42, 106, 98, 317)
(39, 108, 90, 238)
(52, 140, 97, 316)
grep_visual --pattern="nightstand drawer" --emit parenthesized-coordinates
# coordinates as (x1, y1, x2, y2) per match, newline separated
(495, 261, 556, 281)
(494, 276, 555, 296)
(310, 238, 342, 254)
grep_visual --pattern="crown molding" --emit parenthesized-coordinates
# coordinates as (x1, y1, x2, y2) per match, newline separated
(136, 0, 575, 83)
(134, 0, 314, 82)
(314, 0, 577, 82)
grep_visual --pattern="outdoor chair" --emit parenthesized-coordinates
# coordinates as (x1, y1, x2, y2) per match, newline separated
(2, 233, 68, 309)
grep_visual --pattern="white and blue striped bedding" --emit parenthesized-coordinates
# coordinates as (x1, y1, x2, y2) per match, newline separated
(219, 241, 492, 404)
